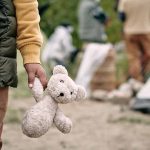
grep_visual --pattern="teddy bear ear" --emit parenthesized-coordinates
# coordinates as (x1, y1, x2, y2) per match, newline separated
(76, 85, 86, 101)
(53, 65, 68, 75)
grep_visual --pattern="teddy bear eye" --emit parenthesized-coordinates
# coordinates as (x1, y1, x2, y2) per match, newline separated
(60, 80, 64, 83)
(71, 92, 73, 95)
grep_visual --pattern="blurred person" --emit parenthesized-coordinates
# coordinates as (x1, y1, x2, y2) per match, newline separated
(76, 0, 117, 97)
(0, 0, 47, 149)
(42, 22, 78, 71)
(78, 0, 109, 48)
(118, 0, 150, 82)
(103, 0, 150, 105)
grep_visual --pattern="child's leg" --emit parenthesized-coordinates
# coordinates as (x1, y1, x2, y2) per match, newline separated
(0, 87, 9, 149)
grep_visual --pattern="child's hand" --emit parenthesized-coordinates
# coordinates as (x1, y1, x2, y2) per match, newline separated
(24, 63, 47, 89)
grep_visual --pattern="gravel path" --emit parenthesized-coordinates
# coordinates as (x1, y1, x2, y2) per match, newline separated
(2, 98, 150, 150)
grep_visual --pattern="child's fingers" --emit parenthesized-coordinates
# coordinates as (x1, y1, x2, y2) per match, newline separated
(37, 69, 47, 89)
(28, 72, 35, 88)
(24, 63, 47, 89)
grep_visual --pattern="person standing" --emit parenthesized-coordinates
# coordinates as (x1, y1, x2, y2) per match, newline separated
(78, 0, 109, 47)
(77, 0, 117, 97)
(42, 22, 76, 70)
(118, 0, 150, 82)
(0, 0, 47, 149)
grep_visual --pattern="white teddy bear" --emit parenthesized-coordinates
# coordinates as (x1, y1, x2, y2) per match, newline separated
(22, 65, 86, 138)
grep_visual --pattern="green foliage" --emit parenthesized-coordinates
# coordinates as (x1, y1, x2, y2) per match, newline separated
(116, 51, 129, 85)
(38, 0, 122, 47)
(38, 0, 81, 47)
(101, 0, 123, 43)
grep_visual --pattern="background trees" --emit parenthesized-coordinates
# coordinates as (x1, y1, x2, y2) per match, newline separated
(38, 0, 122, 47)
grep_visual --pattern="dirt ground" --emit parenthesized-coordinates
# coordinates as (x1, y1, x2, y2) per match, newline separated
(2, 97, 150, 150)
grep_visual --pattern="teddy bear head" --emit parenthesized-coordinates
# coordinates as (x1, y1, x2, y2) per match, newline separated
(46, 65, 86, 104)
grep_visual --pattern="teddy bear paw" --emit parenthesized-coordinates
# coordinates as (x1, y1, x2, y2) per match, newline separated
(56, 117, 72, 134)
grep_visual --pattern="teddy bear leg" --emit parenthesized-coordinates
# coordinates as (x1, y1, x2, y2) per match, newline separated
(54, 108, 72, 134)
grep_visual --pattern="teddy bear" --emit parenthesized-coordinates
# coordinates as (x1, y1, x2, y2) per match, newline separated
(22, 65, 86, 138)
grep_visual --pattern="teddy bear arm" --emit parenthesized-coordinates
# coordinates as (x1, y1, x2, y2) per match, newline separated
(54, 107, 72, 134)
(32, 77, 44, 102)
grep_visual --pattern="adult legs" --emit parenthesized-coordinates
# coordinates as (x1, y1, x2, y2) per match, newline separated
(140, 34, 150, 81)
(124, 34, 143, 81)
(0, 87, 9, 150)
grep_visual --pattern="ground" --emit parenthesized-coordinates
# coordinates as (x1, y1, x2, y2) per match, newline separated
(2, 97, 150, 150)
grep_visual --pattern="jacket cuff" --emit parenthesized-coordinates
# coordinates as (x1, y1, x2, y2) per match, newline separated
(20, 44, 41, 64)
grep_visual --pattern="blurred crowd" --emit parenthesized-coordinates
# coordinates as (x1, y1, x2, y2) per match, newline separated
(41, 0, 150, 114)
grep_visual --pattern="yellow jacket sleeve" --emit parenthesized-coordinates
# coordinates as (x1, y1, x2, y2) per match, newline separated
(13, 0, 43, 64)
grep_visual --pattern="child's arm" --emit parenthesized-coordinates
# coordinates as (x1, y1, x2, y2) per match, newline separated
(13, 0, 47, 88)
